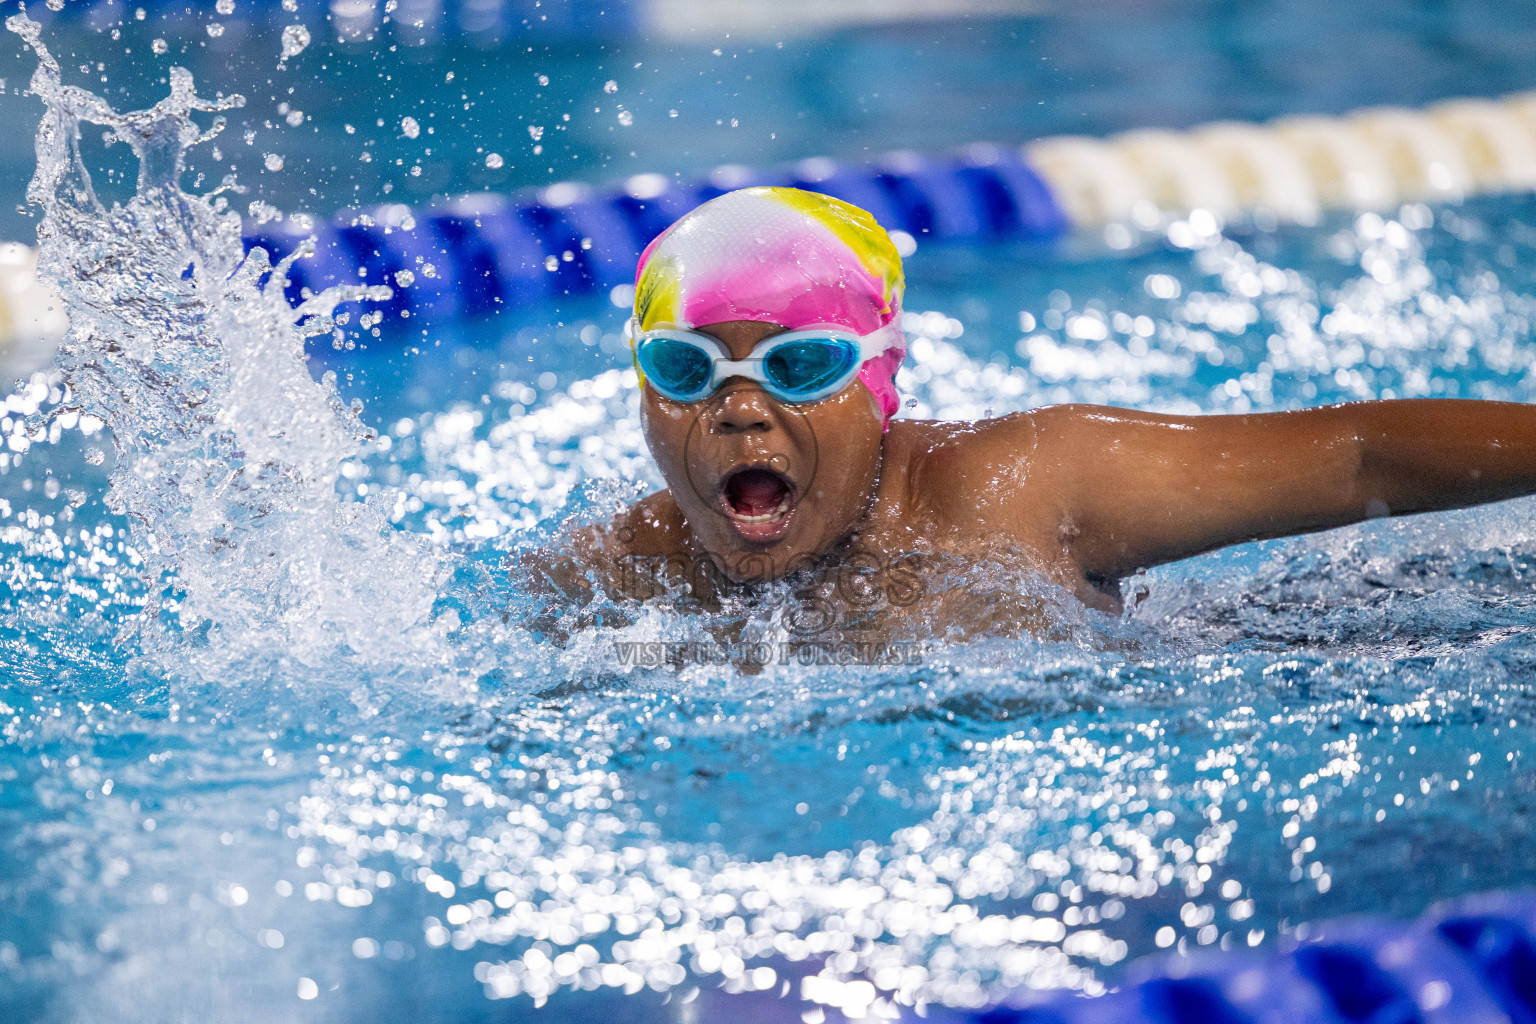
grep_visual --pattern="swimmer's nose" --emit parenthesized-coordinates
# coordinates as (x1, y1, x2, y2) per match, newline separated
(708, 380, 774, 434)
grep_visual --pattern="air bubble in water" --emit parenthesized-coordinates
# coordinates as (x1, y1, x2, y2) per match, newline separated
(617, 110, 633, 127)
(216, 0, 235, 12)
(603, 80, 618, 94)
(263, 153, 284, 171)
(527, 125, 543, 142)
(84, 447, 104, 465)
(284, 109, 304, 127)
(152, 38, 169, 55)
(280, 24, 311, 60)
(400, 116, 419, 139)
(485, 153, 503, 169)
(46, 0, 64, 11)
(393, 269, 414, 288)
(206, 23, 224, 38)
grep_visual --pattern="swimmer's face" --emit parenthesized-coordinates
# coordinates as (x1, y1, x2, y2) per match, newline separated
(640, 320, 884, 581)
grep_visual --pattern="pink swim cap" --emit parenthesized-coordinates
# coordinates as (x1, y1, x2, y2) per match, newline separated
(633, 186, 907, 427)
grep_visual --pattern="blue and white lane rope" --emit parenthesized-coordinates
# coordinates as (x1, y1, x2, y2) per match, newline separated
(238, 90, 1536, 320)
(6, 92, 1536, 362)
(891, 891, 1536, 1024)
(9, 90, 1536, 356)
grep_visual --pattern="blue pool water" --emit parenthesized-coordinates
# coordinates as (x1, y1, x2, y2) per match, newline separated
(4, 3, 1536, 1023)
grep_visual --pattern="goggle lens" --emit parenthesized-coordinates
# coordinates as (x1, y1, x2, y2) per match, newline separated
(638, 338, 713, 397)
(763, 338, 860, 398)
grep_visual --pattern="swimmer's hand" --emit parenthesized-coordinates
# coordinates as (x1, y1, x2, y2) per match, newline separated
(1016, 399, 1536, 584)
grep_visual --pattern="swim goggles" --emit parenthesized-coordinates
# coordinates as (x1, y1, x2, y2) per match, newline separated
(627, 319, 903, 405)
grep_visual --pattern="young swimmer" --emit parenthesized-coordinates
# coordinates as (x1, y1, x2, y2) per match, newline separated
(547, 186, 1536, 633)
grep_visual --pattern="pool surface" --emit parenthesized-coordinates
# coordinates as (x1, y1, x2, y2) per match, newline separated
(3, 2, 1536, 1022)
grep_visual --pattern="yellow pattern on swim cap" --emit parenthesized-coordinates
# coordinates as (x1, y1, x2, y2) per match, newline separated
(633, 250, 683, 330)
(763, 187, 905, 316)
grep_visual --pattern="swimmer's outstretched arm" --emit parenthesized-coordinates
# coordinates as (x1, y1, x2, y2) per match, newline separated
(1026, 399, 1536, 581)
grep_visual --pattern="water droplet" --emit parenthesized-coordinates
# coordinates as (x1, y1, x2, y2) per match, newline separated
(400, 116, 420, 139)
(263, 153, 284, 172)
(603, 80, 618, 94)
(617, 110, 633, 127)
(280, 24, 311, 60)
(485, 153, 503, 169)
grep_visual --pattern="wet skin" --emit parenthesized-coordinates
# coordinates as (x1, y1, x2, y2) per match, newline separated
(575, 319, 1536, 618)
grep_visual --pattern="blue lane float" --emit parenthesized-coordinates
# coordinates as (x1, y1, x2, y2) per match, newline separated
(904, 891, 1536, 1024)
(242, 148, 1068, 315)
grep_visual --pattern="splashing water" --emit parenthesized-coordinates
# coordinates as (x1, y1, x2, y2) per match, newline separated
(9, 12, 449, 685)
(4, 11, 1536, 1024)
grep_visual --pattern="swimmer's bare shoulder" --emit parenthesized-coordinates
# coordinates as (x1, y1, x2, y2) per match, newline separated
(614, 489, 692, 558)
(880, 409, 1117, 603)
(882, 412, 1056, 540)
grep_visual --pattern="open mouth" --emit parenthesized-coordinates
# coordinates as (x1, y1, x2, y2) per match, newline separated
(719, 466, 797, 540)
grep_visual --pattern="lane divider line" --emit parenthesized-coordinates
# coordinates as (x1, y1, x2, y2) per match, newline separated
(5, 91, 1536, 359)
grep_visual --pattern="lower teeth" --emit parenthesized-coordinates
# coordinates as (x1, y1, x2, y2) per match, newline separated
(733, 497, 790, 524)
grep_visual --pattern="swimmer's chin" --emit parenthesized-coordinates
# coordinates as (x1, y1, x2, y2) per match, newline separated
(709, 527, 825, 583)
